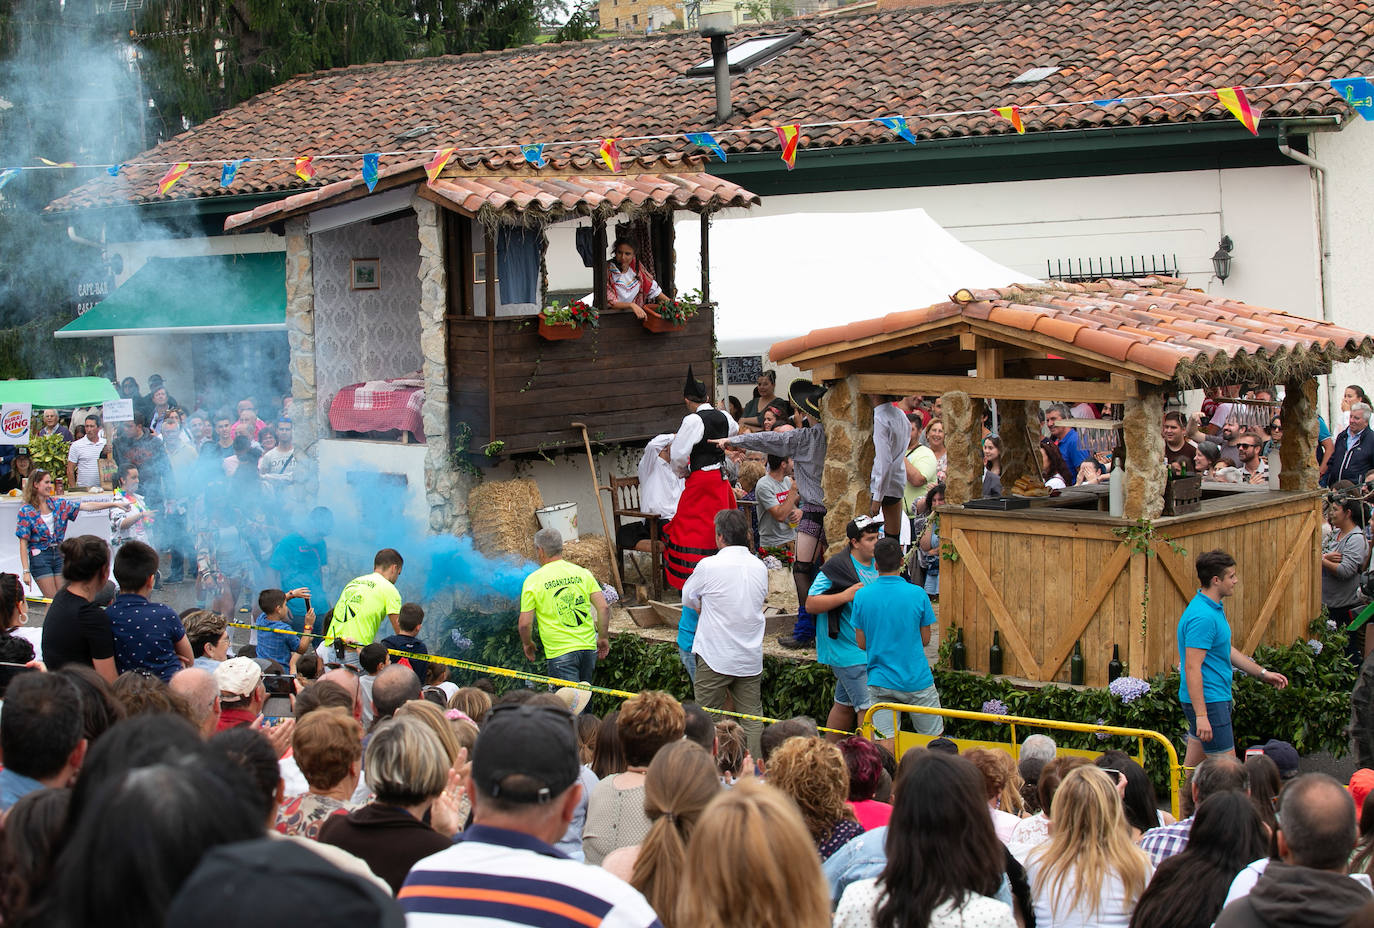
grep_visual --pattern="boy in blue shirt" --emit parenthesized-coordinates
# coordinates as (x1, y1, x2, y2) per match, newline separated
(1178, 549, 1288, 766)
(253, 587, 316, 671)
(853, 537, 942, 738)
(806, 516, 882, 739)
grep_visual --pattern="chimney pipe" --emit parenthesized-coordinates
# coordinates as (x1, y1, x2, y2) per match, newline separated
(699, 12, 735, 124)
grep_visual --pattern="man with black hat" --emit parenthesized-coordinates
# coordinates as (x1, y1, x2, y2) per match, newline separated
(714, 378, 830, 649)
(399, 703, 660, 926)
(662, 365, 738, 590)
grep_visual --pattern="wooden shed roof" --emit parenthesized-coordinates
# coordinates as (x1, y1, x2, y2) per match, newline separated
(771, 277, 1374, 390)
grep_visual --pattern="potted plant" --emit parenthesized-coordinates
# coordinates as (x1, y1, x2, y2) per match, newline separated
(642, 289, 703, 333)
(538, 299, 597, 340)
(28, 431, 70, 487)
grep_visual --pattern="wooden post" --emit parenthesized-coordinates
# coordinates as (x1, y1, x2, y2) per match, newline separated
(592, 218, 607, 317)
(484, 227, 497, 445)
(941, 390, 983, 506)
(1280, 378, 1319, 491)
(699, 211, 711, 305)
(1123, 389, 1165, 521)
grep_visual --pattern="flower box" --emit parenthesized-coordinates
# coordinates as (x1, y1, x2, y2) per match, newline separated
(641, 308, 686, 333)
(537, 317, 583, 341)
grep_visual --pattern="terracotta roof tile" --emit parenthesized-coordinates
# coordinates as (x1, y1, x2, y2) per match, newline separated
(46, 0, 1374, 212)
(769, 278, 1374, 385)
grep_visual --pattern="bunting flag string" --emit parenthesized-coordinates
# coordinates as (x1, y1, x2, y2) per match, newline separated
(684, 131, 727, 161)
(875, 115, 917, 144)
(293, 155, 316, 182)
(777, 124, 800, 170)
(1215, 87, 1261, 135)
(8, 72, 1374, 190)
(598, 138, 621, 173)
(520, 143, 548, 167)
(992, 105, 1025, 133)
(1332, 78, 1374, 121)
(157, 162, 189, 195)
(425, 146, 455, 184)
(0, 169, 17, 190)
(361, 153, 380, 192)
(219, 157, 250, 188)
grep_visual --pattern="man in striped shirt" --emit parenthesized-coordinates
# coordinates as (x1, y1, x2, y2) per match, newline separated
(400, 703, 661, 927)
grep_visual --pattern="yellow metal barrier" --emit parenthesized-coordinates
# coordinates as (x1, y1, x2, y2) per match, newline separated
(861, 702, 1184, 819)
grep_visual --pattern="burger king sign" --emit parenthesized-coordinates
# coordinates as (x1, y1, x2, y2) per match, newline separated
(0, 404, 31, 445)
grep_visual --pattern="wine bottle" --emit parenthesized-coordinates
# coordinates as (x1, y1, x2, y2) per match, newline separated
(1108, 643, 1123, 682)
(1071, 640, 1085, 685)
(951, 627, 967, 671)
(988, 630, 1003, 676)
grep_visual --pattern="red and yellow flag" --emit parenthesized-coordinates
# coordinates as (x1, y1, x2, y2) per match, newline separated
(38, 158, 76, 168)
(776, 125, 801, 170)
(992, 106, 1025, 134)
(157, 162, 190, 195)
(294, 156, 317, 182)
(425, 147, 455, 185)
(1215, 87, 1261, 135)
(598, 138, 621, 173)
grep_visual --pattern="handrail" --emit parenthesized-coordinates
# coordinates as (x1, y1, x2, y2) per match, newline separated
(861, 702, 1184, 818)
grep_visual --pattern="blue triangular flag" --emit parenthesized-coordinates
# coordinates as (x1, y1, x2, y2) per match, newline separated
(1333, 78, 1374, 121)
(361, 153, 380, 192)
(1092, 98, 1125, 107)
(875, 116, 917, 145)
(0, 169, 17, 190)
(684, 131, 728, 162)
(106, 163, 125, 177)
(520, 144, 547, 168)
(219, 157, 250, 188)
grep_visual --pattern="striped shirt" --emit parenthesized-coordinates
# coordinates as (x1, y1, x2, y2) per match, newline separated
(400, 825, 662, 928)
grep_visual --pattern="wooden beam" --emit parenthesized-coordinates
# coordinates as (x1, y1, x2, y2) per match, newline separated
(1007, 359, 1109, 380)
(967, 321, 1170, 384)
(976, 346, 1004, 379)
(1243, 508, 1318, 655)
(959, 332, 978, 351)
(782, 321, 969, 367)
(1111, 374, 1140, 398)
(855, 373, 1132, 404)
(950, 528, 1041, 678)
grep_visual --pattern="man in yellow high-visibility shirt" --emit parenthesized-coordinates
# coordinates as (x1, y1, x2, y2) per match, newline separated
(518, 528, 609, 690)
(320, 548, 403, 668)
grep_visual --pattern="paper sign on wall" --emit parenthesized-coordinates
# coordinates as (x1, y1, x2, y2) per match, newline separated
(102, 398, 134, 423)
(0, 404, 30, 445)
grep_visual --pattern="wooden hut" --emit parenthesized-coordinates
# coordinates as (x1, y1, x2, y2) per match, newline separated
(769, 276, 1374, 685)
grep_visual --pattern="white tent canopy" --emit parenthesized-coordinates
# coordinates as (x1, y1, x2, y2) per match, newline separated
(677, 208, 1037, 358)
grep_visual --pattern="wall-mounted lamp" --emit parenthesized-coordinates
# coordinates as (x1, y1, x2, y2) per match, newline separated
(1211, 235, 1234, 283)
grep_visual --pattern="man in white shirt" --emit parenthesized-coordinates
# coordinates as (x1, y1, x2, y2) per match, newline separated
(682, 508, 768, 756)
(66, 413, 108, 488)
(259, 419, 297, 485)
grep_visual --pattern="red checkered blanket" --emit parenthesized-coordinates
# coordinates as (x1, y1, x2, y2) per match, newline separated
(328, 379, 426, 442)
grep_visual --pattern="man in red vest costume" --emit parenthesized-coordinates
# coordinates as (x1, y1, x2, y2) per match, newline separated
(663, 366, 738, 590)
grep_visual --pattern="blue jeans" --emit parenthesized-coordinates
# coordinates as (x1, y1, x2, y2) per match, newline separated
(545, 649, 597, 688)
(678, 646, 697, 685)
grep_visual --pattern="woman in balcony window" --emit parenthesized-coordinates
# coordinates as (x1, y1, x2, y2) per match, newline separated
(606, 238, 670, 321)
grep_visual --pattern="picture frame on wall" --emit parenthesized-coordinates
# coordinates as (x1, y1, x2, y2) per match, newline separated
(350, 258, 380, 290)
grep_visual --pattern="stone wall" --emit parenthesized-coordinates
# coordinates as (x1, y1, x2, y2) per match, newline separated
(997, 399, 1040, 489)
(820, 376, 873, 555)
(1280, 378, 1319, 491)
(414, 197, 472, 534)
(942, 391, 984, 505)
(283, 218, 318, 505)
(1123, 390, 1166, 520)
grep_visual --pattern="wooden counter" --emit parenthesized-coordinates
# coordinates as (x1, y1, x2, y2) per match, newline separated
(939, 488, 1322, 685)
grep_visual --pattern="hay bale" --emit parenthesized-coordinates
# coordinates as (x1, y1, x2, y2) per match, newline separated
(564, 535, 613, 588)
(468, 478, 544, 562)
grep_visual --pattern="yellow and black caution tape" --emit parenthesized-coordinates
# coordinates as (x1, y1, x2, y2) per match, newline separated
(227, 619, 852, 735)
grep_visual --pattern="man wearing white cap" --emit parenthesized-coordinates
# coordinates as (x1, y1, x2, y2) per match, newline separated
(214, 656, 266, 732)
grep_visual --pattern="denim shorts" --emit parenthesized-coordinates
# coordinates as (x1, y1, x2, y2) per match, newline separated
(1183, 700, 1235, 754)
(29, 546, 62, 580)
(831, 663, 871, 710)
(867, 684, 944, 738)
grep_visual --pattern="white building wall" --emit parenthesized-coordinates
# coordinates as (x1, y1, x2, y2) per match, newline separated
(1315, 118, 1374, 411)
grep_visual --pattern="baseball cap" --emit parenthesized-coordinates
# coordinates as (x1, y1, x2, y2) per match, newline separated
(846, 515, 882, 540)
(215, 656, 264, 698)
(1351, 769, 1374, 812)
(1260, 739, 1300, 779)
(472, 703, 579, 803)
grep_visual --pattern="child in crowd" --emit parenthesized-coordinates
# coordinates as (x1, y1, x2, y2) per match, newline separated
(852, 536, 942, 739)
(379, 602, 431, 685)
(252, 587, 316, 672)
(358, 641, 389, 726)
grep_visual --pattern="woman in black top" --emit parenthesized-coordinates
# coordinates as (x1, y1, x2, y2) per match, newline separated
(40, 535, 117, 683)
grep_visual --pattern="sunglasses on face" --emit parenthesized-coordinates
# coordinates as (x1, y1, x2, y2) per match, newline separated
(1237, 443, 1260, 450)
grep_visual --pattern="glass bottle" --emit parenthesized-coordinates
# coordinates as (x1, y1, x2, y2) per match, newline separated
(1070, 640, 1085, 685)
(1108, 643, 1124, 682)
(951, 627, 967, 671)
(988, 630, 1003, 676)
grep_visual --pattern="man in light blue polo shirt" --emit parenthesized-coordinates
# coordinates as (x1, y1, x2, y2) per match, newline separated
(1178, 549, 1290, 766)
(806, 516, 881, 740)
(853, 537, 941, 738)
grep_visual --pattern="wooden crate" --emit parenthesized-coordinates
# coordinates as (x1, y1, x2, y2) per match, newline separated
(1162, 475, 1202, 516)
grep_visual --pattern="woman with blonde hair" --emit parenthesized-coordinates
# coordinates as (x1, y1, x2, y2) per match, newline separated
(676, 780, 831, 928)
(766, 736, 864, 860)
(446, 685, 491, 726)
(1026, 765, 1152, 927)
(600, 740, 719, 924)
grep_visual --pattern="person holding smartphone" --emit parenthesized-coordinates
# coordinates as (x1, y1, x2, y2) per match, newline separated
(253, 587, 316, 670)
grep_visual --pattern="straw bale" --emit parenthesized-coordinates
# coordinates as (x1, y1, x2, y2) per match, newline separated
(564, 535, 613, 588)
(468, 478, 544, 562)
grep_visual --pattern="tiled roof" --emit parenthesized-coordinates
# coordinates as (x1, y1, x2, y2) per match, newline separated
(222, 153, 759, 230)
(47, 0, 1374, 212)
(770, 277, 1374, 386)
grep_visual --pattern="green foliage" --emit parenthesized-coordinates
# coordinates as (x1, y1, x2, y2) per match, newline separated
(552, 2, 601, 42)
(27, 431, 69, 477)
